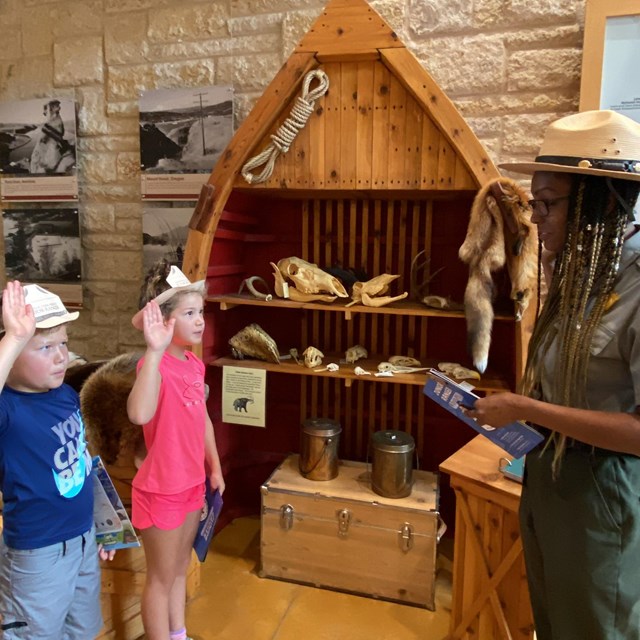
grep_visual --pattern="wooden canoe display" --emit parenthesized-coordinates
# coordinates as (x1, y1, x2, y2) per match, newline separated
(182, 0, 526, 531)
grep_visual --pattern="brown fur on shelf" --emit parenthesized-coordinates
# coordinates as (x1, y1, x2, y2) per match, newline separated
(458, 177, 538, 373)
(79, 352, 144, 465)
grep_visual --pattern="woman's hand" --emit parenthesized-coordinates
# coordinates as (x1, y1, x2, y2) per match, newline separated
(464, 392, 526, 428)
(2, 281, 35, 343)
(141, 300, 175, 352)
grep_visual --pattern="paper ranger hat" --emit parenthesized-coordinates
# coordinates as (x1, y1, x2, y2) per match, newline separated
(132, 265, 205, 330)
(499, 110, 640, 182)
(23, 284, 79, 329)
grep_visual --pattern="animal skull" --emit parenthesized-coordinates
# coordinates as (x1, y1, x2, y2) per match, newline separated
(388, 355, 422, 368)
(277, 257, 348, 298)
(345, 344, 368, 364)
(303, 346, 324, 368)
(350, 273, 409, 308)
(270, 262, 337, 303)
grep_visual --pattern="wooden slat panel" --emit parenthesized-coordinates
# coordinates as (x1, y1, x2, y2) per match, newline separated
(340, 63, 359, 189)
(308, 74, 327, 189)
(324, 63, 342, 188)
(454, 155, 477, 190)
(420, 118, 440, 189)
(356, 61, 375, 188)
(381, 47, 498, 187)
(437, 137, 456, 189)
(387, 74, 407, 188)
(293, 95, 312, 188)
(404, 94, 424, 189)
(371, 63, 390, 188)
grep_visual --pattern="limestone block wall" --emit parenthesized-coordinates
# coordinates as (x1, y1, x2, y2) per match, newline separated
(0, 0, 585, 360)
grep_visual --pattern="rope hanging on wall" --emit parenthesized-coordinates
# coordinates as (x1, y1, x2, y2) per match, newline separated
(241, 69, 330, 185)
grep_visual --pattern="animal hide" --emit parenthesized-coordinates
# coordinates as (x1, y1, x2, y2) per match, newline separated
(79, 352, 144, 465)
(458, 177, 537, 373)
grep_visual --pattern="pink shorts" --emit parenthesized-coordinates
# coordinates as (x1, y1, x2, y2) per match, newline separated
(132, 483, 205, 531)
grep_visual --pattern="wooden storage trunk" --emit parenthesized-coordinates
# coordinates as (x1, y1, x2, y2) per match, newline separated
(260, 454, 442, 609)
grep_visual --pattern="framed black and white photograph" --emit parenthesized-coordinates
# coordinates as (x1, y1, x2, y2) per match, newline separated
(143, 206, 193, 271)
(3, 207, 81, 284)
(139, 85, 234, 199)
(0, 98, 79, 202)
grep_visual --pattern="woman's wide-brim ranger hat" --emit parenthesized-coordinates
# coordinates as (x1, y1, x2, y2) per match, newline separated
(132, 265, 205, 330)
(500, 110, 640, 183)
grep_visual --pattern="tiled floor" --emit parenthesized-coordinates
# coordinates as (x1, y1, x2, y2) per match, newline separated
(185, 516, 453, 640)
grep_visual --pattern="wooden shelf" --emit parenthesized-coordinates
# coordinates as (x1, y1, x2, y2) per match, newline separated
(207, 355, 510, 393)
(207, 293, 515, 321)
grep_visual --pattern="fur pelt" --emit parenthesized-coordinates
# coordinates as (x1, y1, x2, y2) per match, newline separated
(458, 177, 538, 373)
(79, 352, 144, 465)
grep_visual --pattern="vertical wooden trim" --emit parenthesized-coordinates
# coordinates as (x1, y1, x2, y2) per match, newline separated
(340, 63, 359, 190)
(387, 75, 407, 187)
(371, 62, 390, 188)
(356, 61, 375, 188)
(324, 62, 342, 188)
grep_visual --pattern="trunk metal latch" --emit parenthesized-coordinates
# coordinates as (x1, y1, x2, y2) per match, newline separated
(399, 522, 414, 552)
(337, 508, 352, 537)
(280, 504, 294, 530)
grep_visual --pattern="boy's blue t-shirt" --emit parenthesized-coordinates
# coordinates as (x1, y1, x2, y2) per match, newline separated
(0, 383, 93, 549)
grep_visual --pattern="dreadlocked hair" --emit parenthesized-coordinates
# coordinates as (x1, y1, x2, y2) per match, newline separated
(521, 175, 640, 476)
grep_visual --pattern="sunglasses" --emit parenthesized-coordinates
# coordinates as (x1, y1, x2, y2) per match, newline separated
(527, 195, 570, 218)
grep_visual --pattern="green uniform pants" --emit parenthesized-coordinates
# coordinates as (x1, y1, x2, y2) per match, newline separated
(520, 446, 640, 639)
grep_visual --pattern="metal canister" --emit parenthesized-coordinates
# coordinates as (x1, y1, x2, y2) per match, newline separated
(370, 430, 415, 498)
(299, 418, 342, 480)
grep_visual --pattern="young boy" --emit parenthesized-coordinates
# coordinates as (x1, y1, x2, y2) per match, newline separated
(0, 281, 112, 639)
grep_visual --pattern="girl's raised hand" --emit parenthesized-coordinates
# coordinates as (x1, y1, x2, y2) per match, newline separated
(2, 281, 36, 343)
(141, 300, 175, 352)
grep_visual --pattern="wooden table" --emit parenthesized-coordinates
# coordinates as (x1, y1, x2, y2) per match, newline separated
(440, 436, 534, 640)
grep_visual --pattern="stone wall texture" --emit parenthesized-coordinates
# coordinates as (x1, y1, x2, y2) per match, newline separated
(0, 0, 586, 359)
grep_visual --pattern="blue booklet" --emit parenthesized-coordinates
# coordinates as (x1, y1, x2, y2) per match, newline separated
(500, 456, 525, 483)
(91, 456, 140, 550)
(193, 480, 223, 562)
(423, 369, 544, 458)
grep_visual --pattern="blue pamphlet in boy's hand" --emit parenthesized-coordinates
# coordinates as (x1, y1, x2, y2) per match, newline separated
(91, 456, 140, 551)
(193, 481, 223, 563)
(423, 369, 544, 458)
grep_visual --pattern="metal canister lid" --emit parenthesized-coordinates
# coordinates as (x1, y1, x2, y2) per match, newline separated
(302, 417, 342, 437)
(370, 430, 415, 453)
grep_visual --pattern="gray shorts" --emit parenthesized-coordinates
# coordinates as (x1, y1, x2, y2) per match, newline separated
(0, 527, 103, 640)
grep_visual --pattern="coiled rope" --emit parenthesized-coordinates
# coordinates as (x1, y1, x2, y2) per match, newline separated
(241, 69, 330, 184)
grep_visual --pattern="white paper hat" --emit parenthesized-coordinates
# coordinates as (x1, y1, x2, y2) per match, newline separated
(23, 284, 79, 329)
(132, 265, 205, 330)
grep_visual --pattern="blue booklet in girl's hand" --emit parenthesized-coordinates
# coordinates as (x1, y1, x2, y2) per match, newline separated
(193, 480, 223, 562)
(423, 369, 544, 458)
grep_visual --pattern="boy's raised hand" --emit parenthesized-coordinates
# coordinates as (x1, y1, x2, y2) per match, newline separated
(2, 281, 36, 343)
(141, 300, 175, 352)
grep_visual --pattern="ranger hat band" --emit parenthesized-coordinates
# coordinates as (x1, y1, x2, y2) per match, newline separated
(23, 284, 79, 329)
(499, 110, 640, 182)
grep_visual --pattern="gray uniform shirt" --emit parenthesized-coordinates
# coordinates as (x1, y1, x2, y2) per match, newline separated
(540, 229, 640, 413)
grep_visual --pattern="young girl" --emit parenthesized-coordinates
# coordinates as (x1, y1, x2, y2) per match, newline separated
(128, 261, 225, 640)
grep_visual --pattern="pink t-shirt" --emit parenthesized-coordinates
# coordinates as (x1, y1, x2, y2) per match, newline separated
(132, 351, 206, 495)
